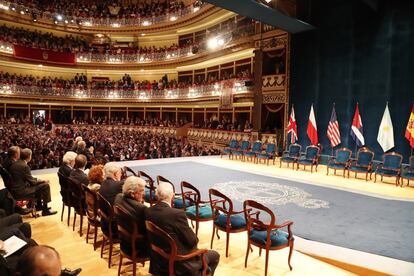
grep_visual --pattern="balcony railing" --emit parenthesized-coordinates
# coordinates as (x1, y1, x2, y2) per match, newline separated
(0, 79, 253, 100)
(0, 1, 204, 29)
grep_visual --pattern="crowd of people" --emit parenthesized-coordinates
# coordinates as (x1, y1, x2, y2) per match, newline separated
(0, 124, 220, 170)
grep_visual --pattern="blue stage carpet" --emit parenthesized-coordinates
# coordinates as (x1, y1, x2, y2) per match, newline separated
(133, 161, 414, 262)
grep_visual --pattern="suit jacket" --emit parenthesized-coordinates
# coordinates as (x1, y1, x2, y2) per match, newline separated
(145, 201, 200, 276)
(114, 194, 148, 256)
(8, 160, 42, 196)
(58, 164, 72, 178)
(2, 157, 15, 173)
(69, 169, 89, 186)
(99, 178, 124, 206)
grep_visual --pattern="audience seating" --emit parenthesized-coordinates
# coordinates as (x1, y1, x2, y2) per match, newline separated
(209, 189, 247, 257)
(138, 171, 157, 206)
(121, 166, 138, 179)
(156, 175, 186, 209)
(57, 172, 74, 224)
(326, 147, 352, 177)
(297, 145, 320, 172)
(181, 181, 213, 236)
(83, 184, 101, 250)
(257, 143, 276, 165)
(243, 200, 294, 275)
(114, 206, 149, 276)
(97, 192, 120, 268)
(68, 177, 86, 236)
(401, 155, 414, 187)
(244, 141, 263, 163)
(347, 147, 374, 181)
(221, 139, 239, 159)
(280, 144, 302, 169)
(232, 140, 250, 161)
(374, 152, 403, 186)
(145, 220, 209, 276)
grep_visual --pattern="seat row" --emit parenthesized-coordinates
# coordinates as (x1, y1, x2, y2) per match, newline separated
(222, 140, 414, 187)
(57, 169, 294, 276)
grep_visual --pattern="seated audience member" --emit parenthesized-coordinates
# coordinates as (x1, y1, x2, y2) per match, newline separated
(8, 149, 57, 216)
(114, 176, 148, 257)
(58, 151, 77, 178)
(0, 213, 33, 239)
(15, 245, 81, 276)
(87, 164, 104, 192)
(76, 141, 91, 161)
(146, 182, 220, 276)
(2, 146, 20, 173)
(69, 154, 88, 185)
(71, 136, 83, 152)
(100, 162, 124, 205)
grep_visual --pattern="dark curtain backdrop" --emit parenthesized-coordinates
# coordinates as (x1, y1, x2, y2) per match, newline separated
(290, 0, 414, 161)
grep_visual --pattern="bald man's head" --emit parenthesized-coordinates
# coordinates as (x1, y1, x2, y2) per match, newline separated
(16, 245, 62, 276)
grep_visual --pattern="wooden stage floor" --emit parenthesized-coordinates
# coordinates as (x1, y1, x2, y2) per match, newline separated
(21, 156, 414, 276)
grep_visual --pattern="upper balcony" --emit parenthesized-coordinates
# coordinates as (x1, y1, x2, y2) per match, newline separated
(0, 0, 221, 33)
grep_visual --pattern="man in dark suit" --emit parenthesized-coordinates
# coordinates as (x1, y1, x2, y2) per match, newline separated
(146, 182, 220, 276)
(114, 176, 148, 257)
(2, 146, 20, 173)
(99, 162, 124, 205)
(58, 151, 77, 178)
(8, 148, 57, 216)
(69, 154, 88, 186)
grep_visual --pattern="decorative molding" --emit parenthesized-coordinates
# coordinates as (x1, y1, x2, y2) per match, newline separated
(262, 92, 286, 103)
(262, 74, 286, 91)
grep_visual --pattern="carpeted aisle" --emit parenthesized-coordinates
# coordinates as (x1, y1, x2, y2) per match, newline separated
(133, 161, 414, 262)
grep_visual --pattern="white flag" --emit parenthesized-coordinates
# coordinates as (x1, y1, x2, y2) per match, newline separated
(377, 103, 394, 152)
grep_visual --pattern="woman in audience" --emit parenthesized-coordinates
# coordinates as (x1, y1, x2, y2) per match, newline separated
(87, 165, 104, 192)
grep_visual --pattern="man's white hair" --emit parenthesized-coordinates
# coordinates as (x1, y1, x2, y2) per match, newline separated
(75, 136, 83, 143)
(156, 181, 174, 201)
(104, 162, 121, 179)
(122, 176, 146, 195)
(62, 151, 77, 165)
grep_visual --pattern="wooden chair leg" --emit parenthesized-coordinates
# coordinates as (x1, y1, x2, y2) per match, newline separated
(210, 225, 215, 249)
(288, 241, 294, 271)
(195, 221, 199, 236)
(79, 215, 83, 236)
(73, 213, 77, 231)
(100, 237, 106, 258)
(132, 260, 137, 276)
(225, 232, 230, 257)
(108, 239, 113, 268)
(86, 223, 90, 244)
(244, 242, 250, 268)
(67, 206, 71, 226)
(264, 249, 270, 276)
(118, 254, 123, 276)
(93, 225, 98, 250)
(61, 204, 65, 222)
(259, 247, 262, 257)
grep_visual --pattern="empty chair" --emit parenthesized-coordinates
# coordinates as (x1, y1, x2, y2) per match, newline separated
(347, 147, 374, 181)
(375, 152, 403, 186)
(297, 145, 320, 172)
(244, 141, 263, 163)
(257, 143, 276, 165)
(114, 205, 149, 276)
(244, 200, 294, 276)
(156, 175, 187, 209)
(84, 184, 101, 250)
(221, 139, 239, 159)
(232, 140, 250, 161)
(209, 189, 247, 257)
(280, 144, 302, 169)
(181, 181, 213, 236)
(145, 220, 209, 276)
(97, 191, 119, 268)
(401, 156, 414, 187)
(138, 171, 156, 206)
(326, 147, 352, 177)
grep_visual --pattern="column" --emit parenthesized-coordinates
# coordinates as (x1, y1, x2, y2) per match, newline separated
(252, 49, 263, 131)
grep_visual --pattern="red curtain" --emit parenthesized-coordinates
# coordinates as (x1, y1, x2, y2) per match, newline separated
(13, 45, 75, 65)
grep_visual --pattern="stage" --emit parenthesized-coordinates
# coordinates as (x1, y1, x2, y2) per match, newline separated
(22, 156, 414, 275)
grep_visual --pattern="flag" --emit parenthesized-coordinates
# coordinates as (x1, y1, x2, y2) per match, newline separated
(307, 104, 318, 145)
(377, 103, 394, 152)
(405, 103, 414, 148)
(327, 105, 341, 147)
(350, 103, 365, 147)
(287, 105, 298, 144)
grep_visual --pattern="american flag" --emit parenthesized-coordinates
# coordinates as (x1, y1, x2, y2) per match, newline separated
(327, 105, 341, 147)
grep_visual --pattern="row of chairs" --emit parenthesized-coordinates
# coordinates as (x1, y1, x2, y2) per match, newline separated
(222, 140, 277, 165)
(57, 169, 294, 276)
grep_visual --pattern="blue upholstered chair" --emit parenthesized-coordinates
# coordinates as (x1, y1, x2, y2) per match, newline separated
(280, 144, 302, 169)
(209, 189, 247, 257)
(232, 140, 251, 161)
(181, 181, 213, 236)
(221, 139, 239, 159)
(297, 145, 320, 173)
(244, 141, 263, 163)
(138, 171, 156, 206)
(157, 175, 188, 209)
(347, 147, 374, 181)
(257, 143, 276, 165)
(401, 156, 414, 187)
(243, 200, 294, 275)
(375, 152, 403, 186)
(326, 148, 352, 177)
